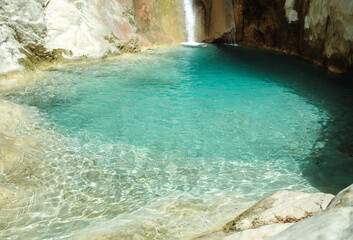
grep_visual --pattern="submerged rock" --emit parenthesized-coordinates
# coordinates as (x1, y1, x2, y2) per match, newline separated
(0, 99, 24, 133)
(0, 99, 52, 185)
(0, 187, 18, 209)
(0, 134, 24, 172)
(0, 100, 39, 172)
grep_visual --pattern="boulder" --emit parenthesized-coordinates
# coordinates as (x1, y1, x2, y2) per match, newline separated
(223, 190, 334, 232)
(327, 184, 353, 209)
(269, 206, 353, 240)
(0, 187, 18, 209)
(270, 184, 353, 240)
(196, 190, 334, 240)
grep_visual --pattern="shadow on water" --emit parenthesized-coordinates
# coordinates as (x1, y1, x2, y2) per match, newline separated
(216, 44, 353, 194)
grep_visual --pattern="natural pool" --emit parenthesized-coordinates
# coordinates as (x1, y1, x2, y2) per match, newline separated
(1, 44, 353, 239)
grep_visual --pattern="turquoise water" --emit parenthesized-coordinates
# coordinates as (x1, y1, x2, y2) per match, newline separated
(1, 45, 353, 239)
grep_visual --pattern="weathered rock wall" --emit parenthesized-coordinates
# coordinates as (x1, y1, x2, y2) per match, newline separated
(198, 0, 236, 42)
(134, 0, 186, 45)
(203, 0, 353, 74)
(0, 0, 186, 76)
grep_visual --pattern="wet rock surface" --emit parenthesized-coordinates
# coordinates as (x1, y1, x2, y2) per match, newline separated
(197, 184, 353, 240)
(270, 184, 353, 240)
(198, 0, 353, 74)
(200, 0, 236, 42)
(230, 0, 353, 74)
(0, 187, 18, 210)
(222, 190, 334, 232)
(0, 0, 186, 75)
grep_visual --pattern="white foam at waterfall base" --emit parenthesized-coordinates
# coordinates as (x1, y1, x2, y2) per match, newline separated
(181, 42, 207, 47)
(183, 0, 197, 44)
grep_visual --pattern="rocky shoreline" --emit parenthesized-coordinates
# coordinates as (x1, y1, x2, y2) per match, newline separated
(196, 184, 353, 240)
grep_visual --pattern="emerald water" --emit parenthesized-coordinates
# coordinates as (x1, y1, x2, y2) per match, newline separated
(1, 45, 353, 239)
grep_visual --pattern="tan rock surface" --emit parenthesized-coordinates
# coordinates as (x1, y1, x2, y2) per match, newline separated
(269, 184, 353, 240)
(197, 223, 293, 240)
(195, 190, 334, 240)
(0, 187, 18, 209)
(223, 190, 334, 232)
(270, 206, 353, 240)
(201, 0, 236, 42)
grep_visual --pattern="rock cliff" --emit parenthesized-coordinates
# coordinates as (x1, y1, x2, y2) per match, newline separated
(1, 0, 351, 75)
(196, 0, 236, 42)
(199, 0, 353, 74)
(0, 0, 186, 76)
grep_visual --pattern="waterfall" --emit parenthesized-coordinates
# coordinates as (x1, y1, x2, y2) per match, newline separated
(183, 0, 196, 44)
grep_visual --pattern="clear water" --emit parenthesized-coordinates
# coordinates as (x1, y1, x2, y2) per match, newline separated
(1, 45, 353, 239)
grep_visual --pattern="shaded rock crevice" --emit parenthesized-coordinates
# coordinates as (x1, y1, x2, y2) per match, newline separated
(205, 0, 353, 74)
(198, 0, 236, 43)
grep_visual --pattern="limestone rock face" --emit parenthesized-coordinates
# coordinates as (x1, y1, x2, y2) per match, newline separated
(303, 0, 353, 73)
(199, 0, 236, 42)
(0, 0, 46, 74)
(230, 0, 353, 74)
(133, 0, 186, 45)
(223, 190, 334, 232)
(0, 0, 186, 76)
(198, 0, 353, 73)
(0, 25, 25, 74)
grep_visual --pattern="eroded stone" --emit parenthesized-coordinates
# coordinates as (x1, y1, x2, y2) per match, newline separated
(270, 206, 353, 240)
(327, 183, 353, 209)
(223, 190, 334, 232)
(198, 223, 294, 240)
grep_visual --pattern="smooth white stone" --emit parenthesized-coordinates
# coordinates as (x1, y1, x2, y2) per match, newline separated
(224, 190, 334, 232)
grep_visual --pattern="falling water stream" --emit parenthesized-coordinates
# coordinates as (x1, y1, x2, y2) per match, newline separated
(183, 0, 197, 44)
